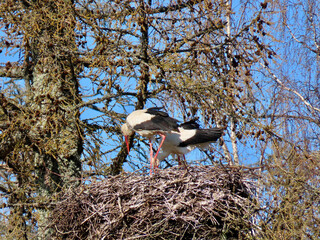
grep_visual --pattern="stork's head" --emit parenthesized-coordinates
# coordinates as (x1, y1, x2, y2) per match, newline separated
(121, 123, 134, 153)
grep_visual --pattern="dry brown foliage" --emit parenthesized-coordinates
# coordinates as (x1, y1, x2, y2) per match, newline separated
(49, 166, 258, 239)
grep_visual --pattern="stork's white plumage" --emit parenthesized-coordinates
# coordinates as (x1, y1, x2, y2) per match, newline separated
(121, 107, 179, 174)
(154, 121, 223, 167)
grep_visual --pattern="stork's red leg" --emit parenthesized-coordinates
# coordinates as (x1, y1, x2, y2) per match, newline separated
(181, 155, 187, 169)
(178, 155, 182, 166)
(153, 133, 166, 167)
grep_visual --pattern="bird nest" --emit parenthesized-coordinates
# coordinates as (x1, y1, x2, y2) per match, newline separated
(48, 165, 259, 239)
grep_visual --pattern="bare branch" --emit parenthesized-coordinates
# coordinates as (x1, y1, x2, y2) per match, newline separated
(283, 20, 319, 54)
(74, 92, 136, 110)
(260, 114, 320, 126)
(261, 62, 320, 114)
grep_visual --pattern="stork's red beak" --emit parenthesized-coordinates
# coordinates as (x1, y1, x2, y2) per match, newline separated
(124, 135, 130, 153)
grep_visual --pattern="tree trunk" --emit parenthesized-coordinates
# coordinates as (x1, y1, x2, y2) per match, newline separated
(1, 1, 83, 238)
(28, 2, 83, 237)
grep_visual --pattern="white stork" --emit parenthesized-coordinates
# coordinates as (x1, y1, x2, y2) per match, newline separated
(121, 107, 179, 174)
(153, 120, 224, 168)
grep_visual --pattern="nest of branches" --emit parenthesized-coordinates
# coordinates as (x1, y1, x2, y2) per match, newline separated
(49, 165, 258, 239)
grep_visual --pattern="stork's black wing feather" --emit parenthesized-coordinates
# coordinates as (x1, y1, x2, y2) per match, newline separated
(178, 128, 223, 147)
(133, 115, 179, 132)
(146, 107, 168, 117)
(179, 118, 200, 129)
